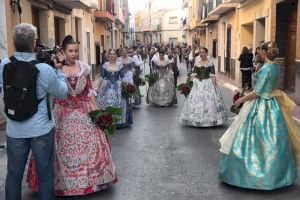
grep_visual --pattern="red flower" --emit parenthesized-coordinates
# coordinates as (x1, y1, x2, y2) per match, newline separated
(233, 92, 240, 103)
(96, 115, 105, 127)
(181, 85, 191, 97)
(126, 84, 136, 94)
(104, 113, 113, 126)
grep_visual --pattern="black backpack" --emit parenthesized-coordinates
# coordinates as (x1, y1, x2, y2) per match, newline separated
(3, 56, 49, 121)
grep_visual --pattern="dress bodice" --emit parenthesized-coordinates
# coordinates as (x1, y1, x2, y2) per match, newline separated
(153, 58, 169, 72)
(254, 63, 279, 98)
(117, 57, 133, 73)
(101, 62, 124, 82)
(193, 57, 215, 80)
(55, 61, 93, 108)
(193, 66, 211, 80)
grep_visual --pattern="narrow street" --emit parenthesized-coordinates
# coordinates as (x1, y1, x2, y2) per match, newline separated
(0, 62, 299, 200)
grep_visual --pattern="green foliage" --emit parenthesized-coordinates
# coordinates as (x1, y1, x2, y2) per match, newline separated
(89, 106, 122, 135)
(145, 72, 159, 86)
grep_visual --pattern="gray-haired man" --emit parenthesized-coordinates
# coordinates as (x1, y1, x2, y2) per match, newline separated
(1, 23, 68, 200)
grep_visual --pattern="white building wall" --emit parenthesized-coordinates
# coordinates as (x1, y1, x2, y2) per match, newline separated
(161, 8, 183, 44)
(0, 0, 7, 59)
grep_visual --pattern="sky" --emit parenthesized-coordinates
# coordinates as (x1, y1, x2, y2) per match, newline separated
(128, 0, 182, 14)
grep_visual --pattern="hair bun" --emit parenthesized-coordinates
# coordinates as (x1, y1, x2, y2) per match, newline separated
(261, 41, 279, 61)
(62, 35, 74, 46)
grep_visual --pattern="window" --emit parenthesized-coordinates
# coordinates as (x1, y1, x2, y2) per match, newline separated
(169, 16, 178, 24)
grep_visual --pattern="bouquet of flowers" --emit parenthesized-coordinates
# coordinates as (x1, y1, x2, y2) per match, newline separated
(177, 80, 193, 97)
(89, 106, 122, 135)
(122, 82, 136, 98)
(230, 84, 250, 114)
(145, 72, 159, 86)
(133, 74, 145, 86)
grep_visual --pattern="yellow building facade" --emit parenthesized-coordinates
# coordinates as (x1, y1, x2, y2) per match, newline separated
(185, 0, 300, 99)
(2, 0, 97, 66)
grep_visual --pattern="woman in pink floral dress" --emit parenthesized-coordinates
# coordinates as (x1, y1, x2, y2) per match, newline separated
(27, 36, 117, 196)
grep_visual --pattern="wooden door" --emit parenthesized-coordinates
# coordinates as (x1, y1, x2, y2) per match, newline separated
(286, 1, 297, 92)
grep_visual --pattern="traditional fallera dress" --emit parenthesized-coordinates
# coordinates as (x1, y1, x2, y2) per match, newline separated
(117, 56, 134, 115)
(97, 62, 132, 127)
(27, 61, 117, 196)
(219, 63, 300, 190)
(147, 57, 176, 107)
(181, 57, 227, 127)
(132, 52, 144, 106)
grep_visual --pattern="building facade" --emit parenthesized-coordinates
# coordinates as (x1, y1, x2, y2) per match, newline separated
(134, 0, 183, 45)
(3, 0, 98, 66)
(184, 0, 300, 100)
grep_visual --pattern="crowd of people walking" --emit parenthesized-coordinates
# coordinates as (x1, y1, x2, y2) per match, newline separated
(1, 23, 300, 200)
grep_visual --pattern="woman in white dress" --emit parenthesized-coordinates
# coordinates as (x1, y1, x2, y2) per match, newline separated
(147, 50, 176, 107)
(181, 47, 227, 127)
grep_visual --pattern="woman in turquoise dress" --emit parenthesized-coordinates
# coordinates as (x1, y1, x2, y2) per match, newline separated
(218, 42, 297, 190)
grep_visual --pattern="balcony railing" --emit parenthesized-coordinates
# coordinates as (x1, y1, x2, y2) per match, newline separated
(208, 0, 222, 12)
(95, 0, 115, 22)
(207, 0, 237, 16)
(53, 0, 91, 9)
(99, 0, 114, 15)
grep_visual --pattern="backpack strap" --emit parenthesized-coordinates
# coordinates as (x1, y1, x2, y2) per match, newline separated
(30, 59, 52, 121)
(46, 95, 51, 121)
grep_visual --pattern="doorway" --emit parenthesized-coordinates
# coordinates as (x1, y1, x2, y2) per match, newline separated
(276, 0, 297, 92)
(226, 26, 232, 77)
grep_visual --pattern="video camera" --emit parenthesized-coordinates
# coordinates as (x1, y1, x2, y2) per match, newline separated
(35, 41, 64, 67)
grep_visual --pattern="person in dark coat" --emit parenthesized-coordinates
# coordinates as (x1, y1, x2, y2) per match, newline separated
(238, 47, 253, 88)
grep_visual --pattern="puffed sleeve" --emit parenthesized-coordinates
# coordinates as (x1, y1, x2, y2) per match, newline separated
(254, 66, 271, 96)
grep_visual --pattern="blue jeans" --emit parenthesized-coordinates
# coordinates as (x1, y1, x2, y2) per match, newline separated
(5, 129, 54, 200)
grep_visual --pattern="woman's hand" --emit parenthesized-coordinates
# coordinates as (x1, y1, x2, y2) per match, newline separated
(190, 73, 196, 81)
(234, 98, 243, 108)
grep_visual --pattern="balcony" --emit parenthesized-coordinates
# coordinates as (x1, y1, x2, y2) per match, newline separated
(183, 25, 190, 31)
(190, 17, 208, 30)
(94, 10, 115, 22)
(227, 0, 246, 3)
(115, 7, 125, 25)
(53, 0, 92, 9)
(201, 15, 219, 24)
(208, 0, 237, 16)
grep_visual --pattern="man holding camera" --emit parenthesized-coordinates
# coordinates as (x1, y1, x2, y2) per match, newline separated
(0, 23, 68, 200)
